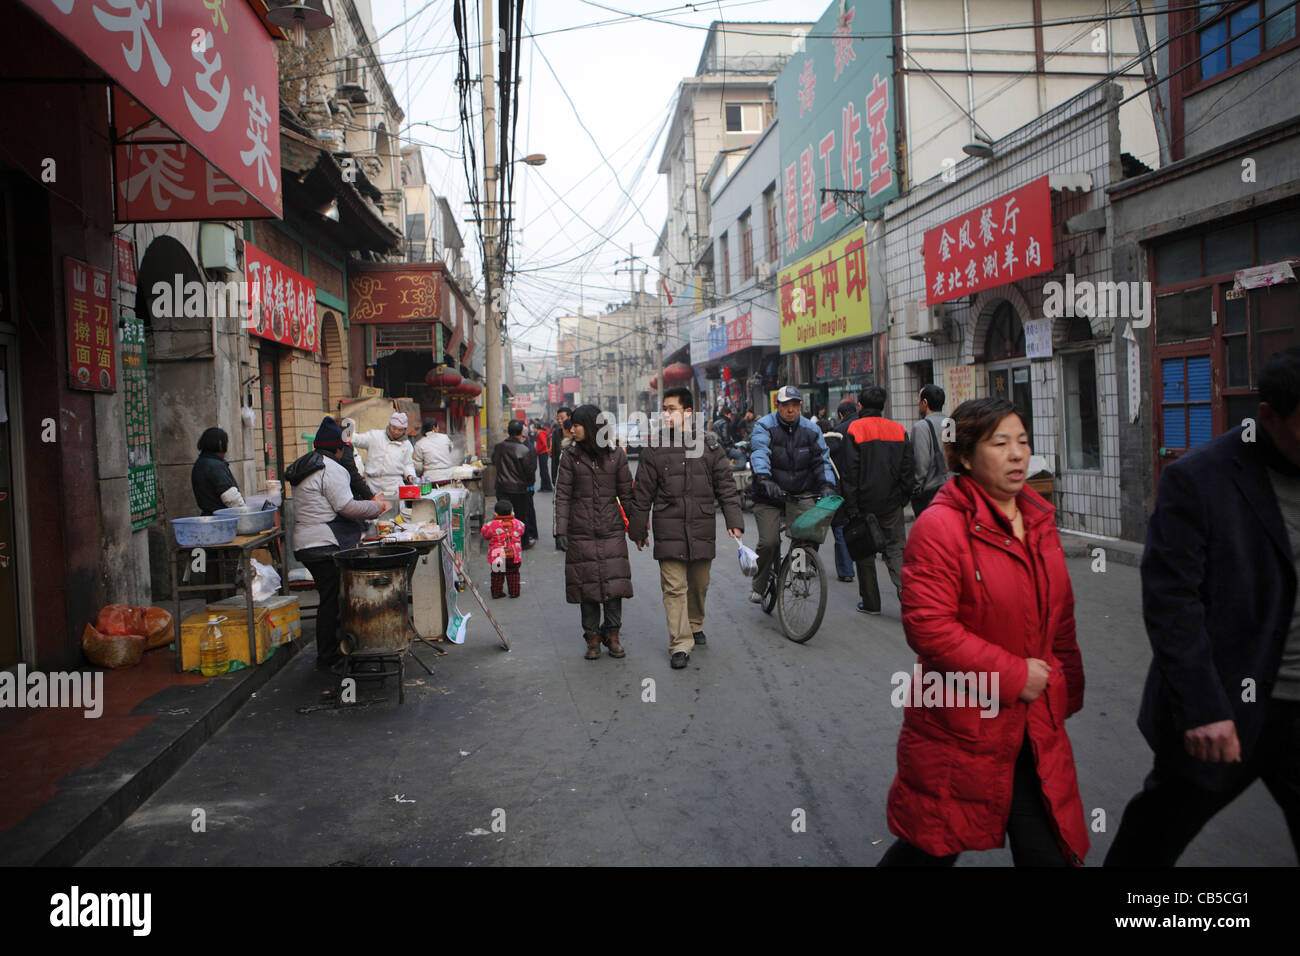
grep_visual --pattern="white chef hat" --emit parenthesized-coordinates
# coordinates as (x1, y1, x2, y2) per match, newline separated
(390, 412, 409, 429)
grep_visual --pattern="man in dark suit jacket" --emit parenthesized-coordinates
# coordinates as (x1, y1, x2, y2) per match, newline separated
(1106, 346, 1300, 865)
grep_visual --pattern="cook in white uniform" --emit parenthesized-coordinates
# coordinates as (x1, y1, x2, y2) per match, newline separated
(348, 411, 417, 499)
(413, 418, 455, 484)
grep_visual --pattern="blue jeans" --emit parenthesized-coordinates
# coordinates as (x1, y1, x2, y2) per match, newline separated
(832, 525, 854, 579)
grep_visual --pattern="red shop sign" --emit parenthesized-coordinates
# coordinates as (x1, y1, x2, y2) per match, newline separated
(923, 176, 1053, 306)
(245, 242, 318, 353)
(726, 311, 753, 354)
(65, 257, 115, 392)
(21, 0, 283, 220)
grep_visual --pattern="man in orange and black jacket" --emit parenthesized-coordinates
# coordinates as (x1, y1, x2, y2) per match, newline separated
(843, 385, 914, 615)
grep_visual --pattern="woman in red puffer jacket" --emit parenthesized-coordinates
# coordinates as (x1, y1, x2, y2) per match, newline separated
(880, 397, 1088, 866)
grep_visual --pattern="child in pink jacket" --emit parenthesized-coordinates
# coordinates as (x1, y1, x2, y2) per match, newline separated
(481, 499, 526, 598)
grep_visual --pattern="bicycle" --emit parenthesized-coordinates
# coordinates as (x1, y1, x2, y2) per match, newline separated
(758, 492, 843, 644)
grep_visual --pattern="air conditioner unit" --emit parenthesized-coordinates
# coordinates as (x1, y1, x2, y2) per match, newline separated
(905, 300, 946, 341)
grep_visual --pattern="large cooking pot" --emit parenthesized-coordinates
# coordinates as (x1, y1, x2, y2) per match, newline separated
(333, 546, 419, 656)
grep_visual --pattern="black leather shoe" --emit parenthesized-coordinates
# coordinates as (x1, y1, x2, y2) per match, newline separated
(670, 652, 689, 669)
(856, 602, 881, 615)
(692, 631, 706, 646)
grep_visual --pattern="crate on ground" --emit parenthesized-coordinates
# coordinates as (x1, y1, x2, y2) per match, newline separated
(179, 610, 274, 672)
(206, 594, 302, 646)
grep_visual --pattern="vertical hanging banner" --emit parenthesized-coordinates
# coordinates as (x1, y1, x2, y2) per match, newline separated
(122, 315, 159, 528)
(65, 257, 115, 392)
(775, 0, 898, 268)
(20, 0, 283, 221)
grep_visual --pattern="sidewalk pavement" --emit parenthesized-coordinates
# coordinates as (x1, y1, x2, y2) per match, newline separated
(0, 597, 308, 866)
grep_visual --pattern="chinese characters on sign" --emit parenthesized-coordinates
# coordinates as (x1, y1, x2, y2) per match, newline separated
(945, 364, 977, 409)
(548, 383, 561, 404)
(844, 342, 873, 377)
(65, 257, 115, 392)
(122, 316, 158, 528)
(245, 242, 319, 353)
(814, 347, 843, 382)
(21, 0, 282, 219)
(778, 226, 872, 353)
(923, 176, 1054, 306)
(116, 236, 158, 528)
(775, 0, 897, 267)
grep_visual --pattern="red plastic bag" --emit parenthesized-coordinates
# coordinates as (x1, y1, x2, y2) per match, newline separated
(96, 603, 147, 637)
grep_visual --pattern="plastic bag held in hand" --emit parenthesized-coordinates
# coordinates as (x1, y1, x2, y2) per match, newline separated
(737, 541, 760, 577)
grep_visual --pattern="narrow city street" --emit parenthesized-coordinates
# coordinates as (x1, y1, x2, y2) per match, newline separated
(82, 492, 1293, 867)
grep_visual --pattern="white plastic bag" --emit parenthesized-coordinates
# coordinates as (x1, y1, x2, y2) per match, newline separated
(737, 541, 760, 577)
(250, 559, 281, 602)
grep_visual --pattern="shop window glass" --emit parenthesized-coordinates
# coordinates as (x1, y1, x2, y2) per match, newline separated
(1063, 351, 1101, 470)
(1265, 0, 1297, 46)
(1200, 18, 1229, 78)
(1155, 234, 1200, 285)
(1204, 222, 1254, 274)
(1229, 5, 1263, 63)
(1155, 288, 1213, 344)
(1258, 208, 1300, 263)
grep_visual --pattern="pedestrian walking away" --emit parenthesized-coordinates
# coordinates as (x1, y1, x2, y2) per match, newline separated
(747, 386, 838, 604)
(823, 400, 859, 583)
(550, 406, 572, 488)
(881, 397, 1088, 867)
(910, 384, 950, 517)
(1106, 346, 1300, 867)
(481, 498, 526, 599)
(626, 387, 745, 669)
(536, 420, 553, 492)
(284, 417, 389, 670)
(843, 386, 913, 615)
(554, 404, 635, 661)
(492, 419, 539, 546)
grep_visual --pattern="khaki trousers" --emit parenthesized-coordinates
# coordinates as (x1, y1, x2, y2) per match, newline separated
(659, 558, 712, 654)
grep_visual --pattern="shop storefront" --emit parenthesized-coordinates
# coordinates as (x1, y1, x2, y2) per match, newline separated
(348, 262, 481, 461)
(883, 83, 1127, 537)
(1, 0, 284, 666)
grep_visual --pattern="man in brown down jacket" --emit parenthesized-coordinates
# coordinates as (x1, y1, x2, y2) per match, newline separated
(627, 387, 745, 669)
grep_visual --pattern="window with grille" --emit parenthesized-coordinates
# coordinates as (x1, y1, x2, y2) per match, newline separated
(1161, 355, 1214, 450)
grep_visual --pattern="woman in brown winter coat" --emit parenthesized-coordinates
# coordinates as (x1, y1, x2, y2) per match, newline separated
(554, 404, 636, 660)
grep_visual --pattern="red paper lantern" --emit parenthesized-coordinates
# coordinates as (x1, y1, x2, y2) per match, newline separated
(662, 362, 693, 386)
(425, 365, 462, 389)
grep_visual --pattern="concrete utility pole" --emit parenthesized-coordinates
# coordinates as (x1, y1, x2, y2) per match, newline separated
(482, 0, 503, 453)
(615, 245, 649, 413)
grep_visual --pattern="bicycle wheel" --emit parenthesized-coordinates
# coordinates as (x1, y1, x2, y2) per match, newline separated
(777, 544, 827, 643)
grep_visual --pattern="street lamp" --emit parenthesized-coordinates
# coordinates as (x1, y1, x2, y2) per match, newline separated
(266, 0, 334, 50)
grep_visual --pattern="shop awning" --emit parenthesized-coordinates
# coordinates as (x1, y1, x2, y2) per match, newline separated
(21, 0, 285, 221)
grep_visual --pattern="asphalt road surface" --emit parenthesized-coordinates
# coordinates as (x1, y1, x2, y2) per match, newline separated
(83, 488, 1294, 866)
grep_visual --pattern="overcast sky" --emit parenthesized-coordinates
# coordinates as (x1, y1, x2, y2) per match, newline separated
(370, 0, 833, 362)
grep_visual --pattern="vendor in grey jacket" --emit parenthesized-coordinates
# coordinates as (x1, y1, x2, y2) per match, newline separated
(286, 416, 388, 669)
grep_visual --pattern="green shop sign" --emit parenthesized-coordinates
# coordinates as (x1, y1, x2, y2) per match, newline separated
(775, 0, 898, 268)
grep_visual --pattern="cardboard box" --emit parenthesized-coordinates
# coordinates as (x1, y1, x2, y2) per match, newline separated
(180, 610, 272, 672)
(207, 595, 302, 646)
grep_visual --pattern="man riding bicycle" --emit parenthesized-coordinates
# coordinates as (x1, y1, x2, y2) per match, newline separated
(748, 386, 838, 604)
